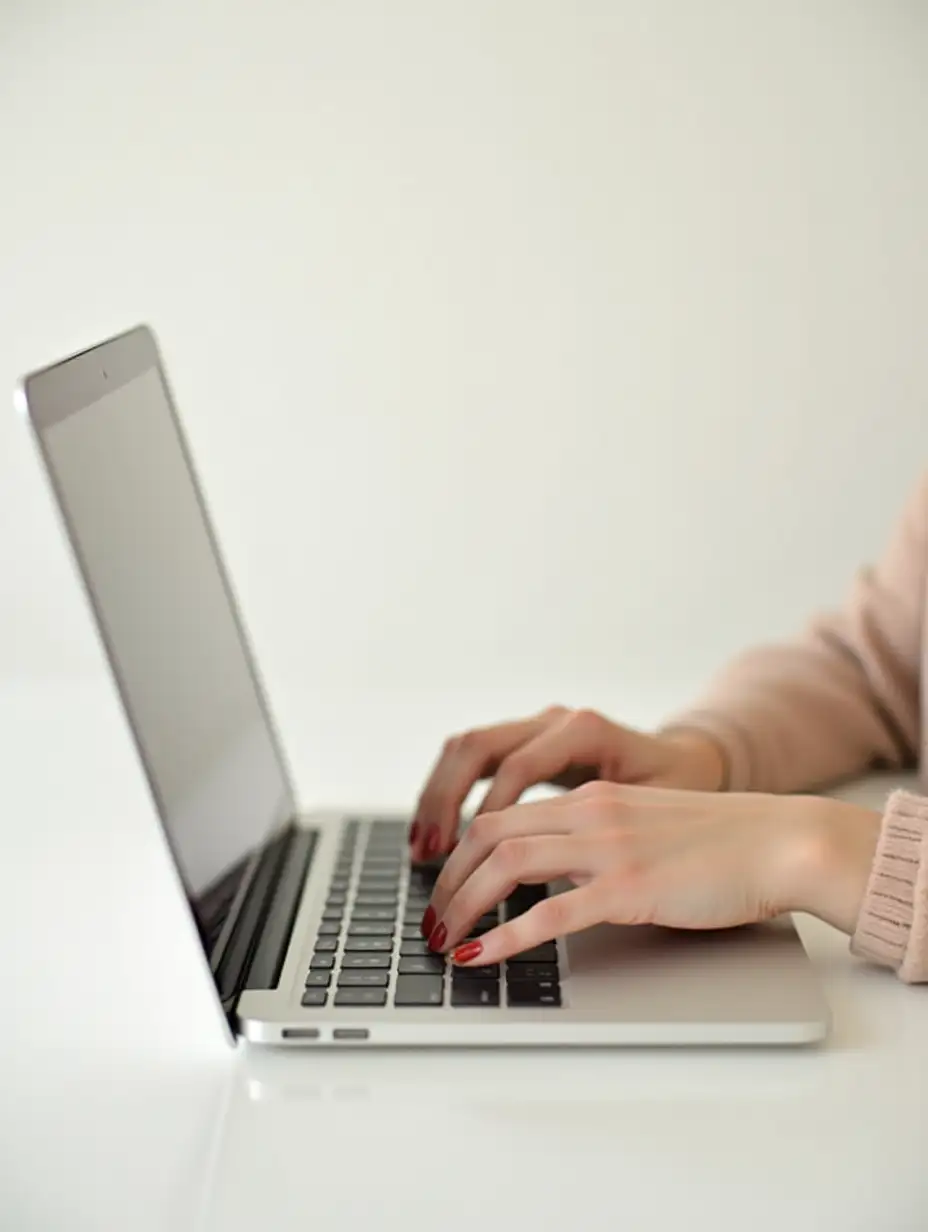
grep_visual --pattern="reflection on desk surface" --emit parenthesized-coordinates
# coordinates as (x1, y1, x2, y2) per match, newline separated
(239, 1043, 823, 1106)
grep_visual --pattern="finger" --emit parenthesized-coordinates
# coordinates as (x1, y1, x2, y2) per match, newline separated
(427, 797, 594, 922)
(410, 715, 552, 859)
(432, 834, 603, 950)
(450, 883, 607, 966)
(475, 710, 609, 816)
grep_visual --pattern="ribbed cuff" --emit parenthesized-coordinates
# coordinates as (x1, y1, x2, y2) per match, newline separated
(849, 789, 928, 984)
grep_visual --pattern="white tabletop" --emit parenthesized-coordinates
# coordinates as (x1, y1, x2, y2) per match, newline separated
(2, 677, 927, 1231)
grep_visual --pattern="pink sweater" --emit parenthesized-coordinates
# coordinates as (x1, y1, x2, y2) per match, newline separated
(669, 471, 928, 983)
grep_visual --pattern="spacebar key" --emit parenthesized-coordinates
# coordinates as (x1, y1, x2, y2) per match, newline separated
(394, 975, 444, 1006)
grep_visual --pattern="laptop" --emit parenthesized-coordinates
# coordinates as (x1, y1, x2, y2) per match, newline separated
(15, 324, 830, 1046)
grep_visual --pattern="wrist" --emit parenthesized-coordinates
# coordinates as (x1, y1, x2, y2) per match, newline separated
(660, 730, 728, 792)
(775, 797, 881, 933)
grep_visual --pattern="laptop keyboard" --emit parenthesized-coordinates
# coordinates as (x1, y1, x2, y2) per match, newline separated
(300, 820, 563, 1010)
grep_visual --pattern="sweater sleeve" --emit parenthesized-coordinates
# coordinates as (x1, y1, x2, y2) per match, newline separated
(850, 790, 928, 983)
(662, 473, 928, 795)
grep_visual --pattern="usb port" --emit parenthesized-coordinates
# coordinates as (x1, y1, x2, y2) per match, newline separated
(333, 1028, 369, 1041)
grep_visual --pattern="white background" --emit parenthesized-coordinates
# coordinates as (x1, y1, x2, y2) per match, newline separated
(2, 9, 928, 1226)
(1, 0, 927, 807)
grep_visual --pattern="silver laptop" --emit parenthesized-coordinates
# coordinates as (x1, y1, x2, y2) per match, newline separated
(16, 324, 830, 1047)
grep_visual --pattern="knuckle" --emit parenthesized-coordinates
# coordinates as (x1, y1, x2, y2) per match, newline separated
(468, 811, 503, 847)
(571, 707, 603, 735)
(537, 892, 571, 934)
(574, 779, 611, 802)
(498, 749, 533, 781)
(493, 836, 531, 874)
(505, 915, 537, 953)
(541, 703, 568, 720)
(447, 729, 485, 760)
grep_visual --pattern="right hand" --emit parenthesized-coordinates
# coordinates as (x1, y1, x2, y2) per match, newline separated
(408, 705, 728, 861)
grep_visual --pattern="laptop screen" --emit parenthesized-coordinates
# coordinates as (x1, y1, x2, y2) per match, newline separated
(30, 345, 293, 942)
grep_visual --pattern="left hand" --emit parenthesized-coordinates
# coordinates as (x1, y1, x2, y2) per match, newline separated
(421, 782, 881, 965)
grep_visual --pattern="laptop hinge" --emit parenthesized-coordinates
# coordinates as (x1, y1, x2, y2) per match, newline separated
(214, 824, 318, 1018)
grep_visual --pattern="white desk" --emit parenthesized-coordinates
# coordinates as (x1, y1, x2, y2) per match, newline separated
(2, 679, 927, 1231)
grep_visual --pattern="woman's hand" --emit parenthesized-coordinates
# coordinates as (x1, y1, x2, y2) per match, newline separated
(420, 782, 882, 965)
(409, 705, 727, 860)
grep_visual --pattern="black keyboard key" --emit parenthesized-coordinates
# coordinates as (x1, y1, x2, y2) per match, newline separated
(337, 971, 389, 988)
(334, 988, 388, 1007)
(398, 955, 445, 976)
(508, 943, 558, 963)
(344, 936, 393, 952)
(322, 908, 344, 921)
(402, 925, 425, 941)
(305, 971, 332, 987)
(326, 892, 347, 906)
(452, 963, 500, 980)
(408, 866, 439, 884)
(342, 953, 392, 969)
(394, 975, 444, 1006)
(400, 940, 433, 957)
(505, 885, 547, 918)
(317, 921, 342, 936)
(505, 963, 558, 983)
(310, 954, 335, 970)
(354, 895, 398, 907)
(451, 981, 500, 1007)
(352, 907, 396, 922)
(347, 921, 394, 937)
(301, 988, 328, 1007)
(357, 875, 399, 888)
(329, 878, 351, 893)
(313, 937, 339, 952)
(507, 980, 561, 1007)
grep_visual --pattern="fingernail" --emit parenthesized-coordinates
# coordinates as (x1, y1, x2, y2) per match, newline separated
(408, 822, 419, 845)
(420, 905, 436, 939)
(428, 922, 447, 951)
(453, 940, 483, 965)
(424, 825, 440, 858)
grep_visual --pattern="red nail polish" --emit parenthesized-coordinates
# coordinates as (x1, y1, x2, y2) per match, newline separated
(424, 826, 440, 857)
(420, 905, 436, 939)
(428, 922, 447, 951)
(453, 940, 483, 965)
(408, 822, 419, 845)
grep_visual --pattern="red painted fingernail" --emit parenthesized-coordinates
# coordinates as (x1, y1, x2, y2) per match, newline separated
(420, 906, 436, 939)
(428, 922, 447, 951)
(424, 826, 440, 858)
(453, 940, 483, 965)
(408, 822, 419, 845)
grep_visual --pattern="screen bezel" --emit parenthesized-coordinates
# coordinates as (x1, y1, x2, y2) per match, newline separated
(16, 323, 299, 977)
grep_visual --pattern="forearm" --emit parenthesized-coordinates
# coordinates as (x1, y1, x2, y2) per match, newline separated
(664, 475, 927, 795)
(663, 615, 917, 794)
